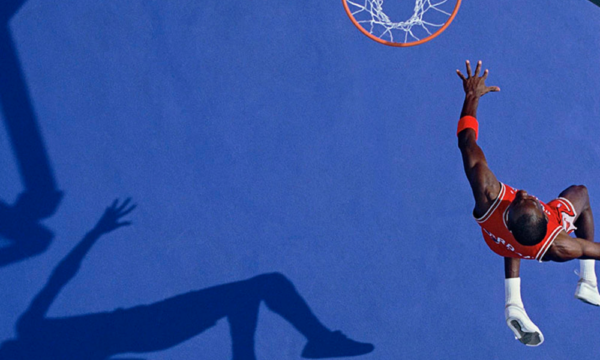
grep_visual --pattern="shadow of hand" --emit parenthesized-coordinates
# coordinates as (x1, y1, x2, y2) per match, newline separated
(92, 198, 136, 235)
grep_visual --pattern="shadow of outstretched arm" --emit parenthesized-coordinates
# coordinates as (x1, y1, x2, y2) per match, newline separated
(1, 198, 372, 360)
(18, 199, 135, 327)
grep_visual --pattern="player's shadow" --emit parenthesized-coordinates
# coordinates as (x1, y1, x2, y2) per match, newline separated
(0, 0, 63, 267)
(0, 200, 374, 360)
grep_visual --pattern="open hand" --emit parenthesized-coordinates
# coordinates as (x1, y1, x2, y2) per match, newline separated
(93, 198, 136, 234)
(456, 60, 500, 98)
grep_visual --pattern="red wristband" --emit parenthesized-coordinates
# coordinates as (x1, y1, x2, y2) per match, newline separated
(457, 116, 479, 140)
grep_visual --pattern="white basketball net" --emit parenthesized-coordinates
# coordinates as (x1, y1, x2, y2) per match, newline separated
(346, 0, 453, 43)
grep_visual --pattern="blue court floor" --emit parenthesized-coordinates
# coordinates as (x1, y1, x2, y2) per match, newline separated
(1, 1, 600, 359)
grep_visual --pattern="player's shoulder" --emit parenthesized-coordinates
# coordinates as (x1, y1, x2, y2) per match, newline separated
(473, 180, 503, 218)
(486, 179, 503, 201)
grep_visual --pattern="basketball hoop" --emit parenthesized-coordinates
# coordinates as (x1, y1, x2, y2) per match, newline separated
(342, 0, 462, 47)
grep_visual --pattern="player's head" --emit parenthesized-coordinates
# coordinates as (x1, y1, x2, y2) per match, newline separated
(506, 190, 548, 246)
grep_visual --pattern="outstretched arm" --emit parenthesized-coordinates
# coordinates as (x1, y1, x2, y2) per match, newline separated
(545, 231, 600, 262)
(19, 199, 135, 323)
(456, 60, 501, 217)
(456, 62, 543, 345)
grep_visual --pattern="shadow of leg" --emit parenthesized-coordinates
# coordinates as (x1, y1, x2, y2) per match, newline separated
(2, 272, 372, 359)
(248, 273, 375, 359)
(228, 296, 260, 360)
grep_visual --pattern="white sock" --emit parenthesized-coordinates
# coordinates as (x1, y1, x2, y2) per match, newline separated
(580, 259, 597, 286)
(505, 277, 524, 308)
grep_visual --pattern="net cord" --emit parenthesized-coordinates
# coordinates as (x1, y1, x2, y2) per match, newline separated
(346, 0, 451, 43)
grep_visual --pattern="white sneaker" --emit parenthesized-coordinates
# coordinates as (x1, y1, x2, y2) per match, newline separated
(505, 304, 544, 347)
(575, 280, 600, 306)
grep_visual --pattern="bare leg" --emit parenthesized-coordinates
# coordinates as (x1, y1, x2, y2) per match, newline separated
(558, 186, 600, 305)
(546, 185, 600, 261)
(558, 185, 594, 242)
(503, 257, 544, 346)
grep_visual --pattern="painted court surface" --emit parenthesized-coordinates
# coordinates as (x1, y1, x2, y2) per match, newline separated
(1, 1, 600, 359)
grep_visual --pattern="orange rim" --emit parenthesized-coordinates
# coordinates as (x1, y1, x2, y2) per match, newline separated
(342, 0, 462, 47)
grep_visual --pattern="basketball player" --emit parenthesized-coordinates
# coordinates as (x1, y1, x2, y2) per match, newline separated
(456, 60, 600, 346)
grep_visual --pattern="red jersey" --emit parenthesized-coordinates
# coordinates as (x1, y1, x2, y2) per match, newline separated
(475, 182, 577, 261)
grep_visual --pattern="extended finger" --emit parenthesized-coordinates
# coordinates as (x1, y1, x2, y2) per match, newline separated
(116, 221, 132, 228)
(466, 60, 472, 77)
(483, 86, 500, 95)
(475, 60, 482, 77)
(117, 198, 132, 211)
(118, 204, 137, 217)
(109, 199, 118, 210)
(456, 69, 466, 81)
